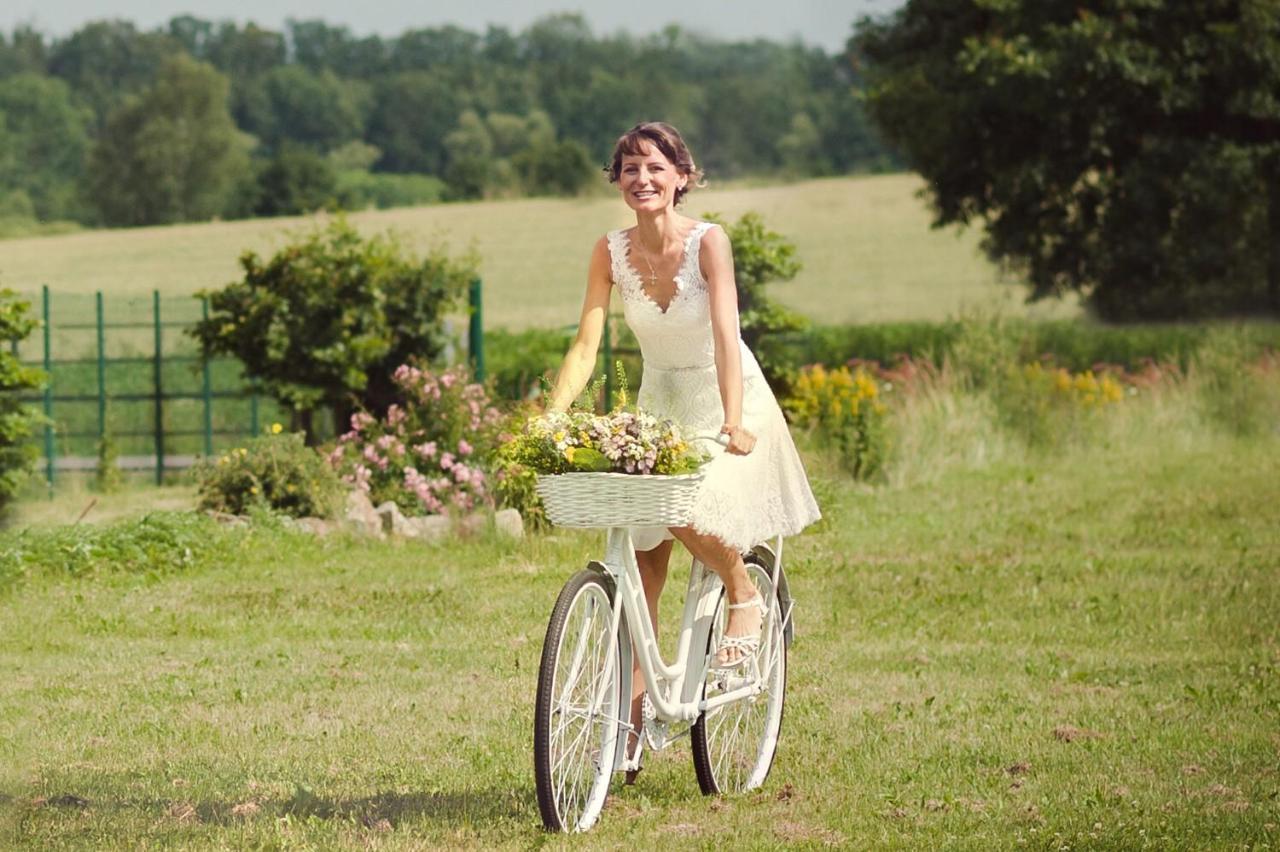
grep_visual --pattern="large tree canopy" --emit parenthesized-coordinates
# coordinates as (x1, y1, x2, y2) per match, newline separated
(854, 0, 1280, 320)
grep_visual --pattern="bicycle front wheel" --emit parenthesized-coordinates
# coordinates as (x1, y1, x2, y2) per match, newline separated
(690, 557, 787, 795)
(534, 568, 622, 832)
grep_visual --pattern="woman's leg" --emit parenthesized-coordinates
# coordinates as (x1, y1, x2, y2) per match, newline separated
(628, 539, 673, 767)
(670, 527, 762, 665)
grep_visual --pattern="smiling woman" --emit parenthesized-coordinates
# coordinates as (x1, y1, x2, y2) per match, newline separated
(544, 120, 821, 782)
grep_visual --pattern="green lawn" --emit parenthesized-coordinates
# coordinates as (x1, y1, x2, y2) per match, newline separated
(2, 174, 1080, 330)
(1, 432, 1275, 848)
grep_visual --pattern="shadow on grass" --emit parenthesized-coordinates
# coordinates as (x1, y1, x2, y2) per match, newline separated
(5, 783, 532, 831)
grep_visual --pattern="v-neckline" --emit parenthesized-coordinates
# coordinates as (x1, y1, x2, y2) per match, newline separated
(622, 224, 701, 315)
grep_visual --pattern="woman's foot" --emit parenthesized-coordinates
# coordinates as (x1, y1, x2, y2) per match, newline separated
(714, 591, 764, 668)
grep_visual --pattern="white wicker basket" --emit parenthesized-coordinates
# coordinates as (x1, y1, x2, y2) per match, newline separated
(536, 470, 707, 528)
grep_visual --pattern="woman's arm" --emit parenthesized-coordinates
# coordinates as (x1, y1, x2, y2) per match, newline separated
(701, 225, 756, 455)
(547, 236, 613, 413)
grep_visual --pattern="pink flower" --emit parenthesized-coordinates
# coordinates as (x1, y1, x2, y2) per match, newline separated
(457, 439, 473, 456)
(414, 441, 437, 459)
(386, 404, 406, 426)
(350, 412, 374, 432)
(441, 372, 456, 388)
(440, 452, 455, 470)
(452, 463, 471, 483)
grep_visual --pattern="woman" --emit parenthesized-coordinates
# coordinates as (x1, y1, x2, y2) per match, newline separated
(547, 121, 821, 774)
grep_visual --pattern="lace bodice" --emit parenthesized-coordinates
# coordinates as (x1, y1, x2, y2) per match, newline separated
(607, 221, 733, 371)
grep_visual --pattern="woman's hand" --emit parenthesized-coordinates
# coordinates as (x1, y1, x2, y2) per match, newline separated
(720, 423, 756, 456)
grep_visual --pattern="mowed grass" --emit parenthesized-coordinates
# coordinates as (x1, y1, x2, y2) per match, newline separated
(0, 435, 1276, 848)
(0, 174, 1080, 330)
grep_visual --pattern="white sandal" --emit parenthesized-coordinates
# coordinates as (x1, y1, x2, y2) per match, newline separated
(713, 593, 765, 669)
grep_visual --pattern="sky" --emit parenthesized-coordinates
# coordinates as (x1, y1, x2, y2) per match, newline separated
(1, 0, 904, 55)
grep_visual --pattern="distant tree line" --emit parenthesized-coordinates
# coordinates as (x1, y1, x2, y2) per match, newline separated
(0, 14, 891, 229)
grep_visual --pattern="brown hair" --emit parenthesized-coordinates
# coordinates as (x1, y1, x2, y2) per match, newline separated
(605, 121, 705, 205)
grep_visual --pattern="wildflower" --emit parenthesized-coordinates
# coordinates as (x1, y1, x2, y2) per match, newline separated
(270, 422, 283, 434)
(457, 439, 473, 456)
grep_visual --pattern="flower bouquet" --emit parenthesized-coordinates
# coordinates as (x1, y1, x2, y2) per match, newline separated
(502, 408, 711, 528)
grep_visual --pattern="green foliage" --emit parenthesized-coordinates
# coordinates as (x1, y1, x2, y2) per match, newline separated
(855, 1, 1280, 320)
(1193, 327, 1277, 438)
(0, 288, 44, 513)
(251, 144, 337, 216)
(191, 216, 475, 439)
(514, 138, 595, 197)
(0, 73, 93, 221)
(760, 318, 1280, 386)
(484, 327, 574, 401)
(333, 170, 444, 210)
(784, 364, 888, 480)
(192, 429, 345, 518)
(86, 55, 250, 226)
(0, 510, 245, 585)
(990, 362, 1125, 451)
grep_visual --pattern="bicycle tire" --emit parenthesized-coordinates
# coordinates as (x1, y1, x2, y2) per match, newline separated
(689, 556, 788, 795)
(533, 568, 622, 832)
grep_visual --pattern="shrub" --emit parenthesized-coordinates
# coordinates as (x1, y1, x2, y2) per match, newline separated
(991, 361, 1125, 450)
(193, 428, 346, 518)
(328, 363, 504, 515)
(784, 364, 887, 480)
(0, 288, 44, 513)
(334, 170, 445, 210)
(192, 216, 476, 442)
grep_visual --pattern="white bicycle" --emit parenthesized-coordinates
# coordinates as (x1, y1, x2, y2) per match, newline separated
(531, 462, 795, 833)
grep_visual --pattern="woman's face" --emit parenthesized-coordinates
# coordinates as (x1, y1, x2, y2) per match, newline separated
(618, 142, 687, 213)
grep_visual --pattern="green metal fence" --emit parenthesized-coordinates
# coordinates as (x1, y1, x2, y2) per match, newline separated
(14, 282, 485, 488)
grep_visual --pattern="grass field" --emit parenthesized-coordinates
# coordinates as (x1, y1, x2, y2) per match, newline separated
(1, 424, 1276, 847)
(1, 174, 1080, 330)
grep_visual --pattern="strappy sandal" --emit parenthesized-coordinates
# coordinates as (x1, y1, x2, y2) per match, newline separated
(713, 593, 765, 670)
(623, 693, 654, 785)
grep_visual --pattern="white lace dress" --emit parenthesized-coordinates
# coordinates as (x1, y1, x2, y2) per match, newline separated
(607, 221, 822, 553)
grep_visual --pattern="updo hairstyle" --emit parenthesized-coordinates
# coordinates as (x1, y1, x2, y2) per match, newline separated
(605, 121, 706, 205)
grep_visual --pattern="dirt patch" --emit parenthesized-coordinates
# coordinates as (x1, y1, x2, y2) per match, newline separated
(230, 801, 261, 818)
(773, 821, 846, 847)
(1053, 724, 1104, 742)
(1006, 761, 1032, 776)
(1182, 764, 1205, 776)
(167, 802, 198, 823)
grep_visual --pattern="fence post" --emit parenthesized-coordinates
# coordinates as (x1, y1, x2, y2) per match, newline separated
(96, 291, 106, 441)
(41, 285, 53, 490)
(603, 312, 613, 411)
(468, 277, 484, 381)
(201, 298, 213, 456)
(152, 290, 164, 485)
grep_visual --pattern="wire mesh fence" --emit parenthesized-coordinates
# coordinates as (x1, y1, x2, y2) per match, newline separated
(11, 282, 484, 489)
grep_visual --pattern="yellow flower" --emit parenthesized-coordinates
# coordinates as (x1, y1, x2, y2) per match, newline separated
(270, 422, 283, 434)
(563, 447, 575, 462)
(249, 486, 259, 494)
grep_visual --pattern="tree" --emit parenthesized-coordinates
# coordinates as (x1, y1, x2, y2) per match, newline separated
(366, 71, 463, 174)
(0, 74, 93, 221)
(191, 217, 476, 442)
(47, 20, 182, 129)
(0, 289, 44, 514)
(253, 144, 337, 216)
(239, 65, 367, 153)
(854, 0, 1280, 320)
(86, 55, 250, 226)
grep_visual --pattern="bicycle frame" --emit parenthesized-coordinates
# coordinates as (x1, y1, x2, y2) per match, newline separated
(598, 527, 784, 737)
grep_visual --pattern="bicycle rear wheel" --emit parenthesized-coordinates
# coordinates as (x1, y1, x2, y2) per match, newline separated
(534, 568, 622, 832)
(690, 557, 787, 795)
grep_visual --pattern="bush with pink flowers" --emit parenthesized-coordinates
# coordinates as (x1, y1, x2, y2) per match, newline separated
(328, 363, 504, 515)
